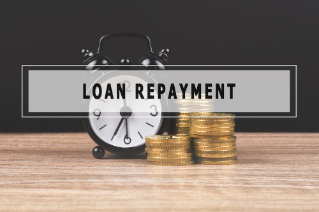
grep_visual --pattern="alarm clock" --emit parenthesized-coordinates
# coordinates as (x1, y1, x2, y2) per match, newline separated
(81, 33, 170, 159)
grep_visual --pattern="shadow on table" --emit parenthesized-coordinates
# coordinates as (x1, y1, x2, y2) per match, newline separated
(102, 152, 147, 160)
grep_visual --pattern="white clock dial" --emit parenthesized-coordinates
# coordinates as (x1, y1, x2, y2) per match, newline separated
(88, 75, 162, 148)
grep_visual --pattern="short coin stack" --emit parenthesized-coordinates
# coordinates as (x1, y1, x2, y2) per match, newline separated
(145, 135, 194, 166)
(190, 113, 237, 165)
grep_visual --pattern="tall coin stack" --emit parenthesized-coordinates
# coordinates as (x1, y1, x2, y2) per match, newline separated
(168, 93, 192, 135)
(169, 94, 214, 136)
(190, 113, 237, 165)
(145, 135, 194, 166)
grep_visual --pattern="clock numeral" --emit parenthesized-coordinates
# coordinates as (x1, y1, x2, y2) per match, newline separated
(99, 125, 106, 130)
(138, 131, 143, 139)
(93, 109, 101, 120)
(146, 122, 154, 127)
(150, 105, 158, 117)
(121, 80, 131, 92)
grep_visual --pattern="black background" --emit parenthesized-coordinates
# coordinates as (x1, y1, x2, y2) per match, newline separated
(0, 0, 318, 132)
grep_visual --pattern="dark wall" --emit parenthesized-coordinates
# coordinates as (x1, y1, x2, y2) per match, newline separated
(0, 0, 318, 132)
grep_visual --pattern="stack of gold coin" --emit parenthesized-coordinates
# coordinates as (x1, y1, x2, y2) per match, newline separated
(168, 94, 192, 135)
(145, 135, 194, 166)
(190, 113, 237, 165)
(169, 94, 215, 135)
(168, 116, 191, 135)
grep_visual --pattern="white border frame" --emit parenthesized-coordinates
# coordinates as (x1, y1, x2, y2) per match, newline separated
(21, 65, 297, 118)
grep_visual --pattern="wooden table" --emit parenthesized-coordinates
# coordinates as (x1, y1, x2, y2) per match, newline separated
(0, 133, 318, 211)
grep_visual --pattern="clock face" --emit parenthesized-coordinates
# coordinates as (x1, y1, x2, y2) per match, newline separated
(88, 74, 162, 148)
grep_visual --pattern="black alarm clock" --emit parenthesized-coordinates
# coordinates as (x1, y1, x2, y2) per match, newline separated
(81, 33, 170, 159)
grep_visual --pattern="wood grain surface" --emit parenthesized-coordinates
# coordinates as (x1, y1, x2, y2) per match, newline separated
(0, 133, 318, 211)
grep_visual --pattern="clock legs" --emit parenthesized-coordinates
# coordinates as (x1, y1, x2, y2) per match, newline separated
(92, 146, 105, 159)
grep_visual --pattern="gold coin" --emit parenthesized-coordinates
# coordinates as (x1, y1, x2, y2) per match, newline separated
(149, 160, 194, 166)
(194, 152, 237, 158)
(191, 107, 214, 111)
(147, 156, 193, 162)
(146, 142, 190, 148)
(190, 126, 234, 131)
(196, 156, 237, 161)
(192, 117, 234, 121)
(192, 118, 234, 122)
(147, 153, 192, 158)
(193, 141, 236, 147)
(194, 149, 237, 158)
(190, 126, 234, 132)
(191, 119, 235, 125)
(175, 110, 191, 114)
(168, 132, 190, 136)
(191, 122, 235, 128)
(171, 128, 190, 134)
(191, 112, 234, 118)
(190, 134, 234, 139)
(190, 115, 235, 124)
(178, 108, 213, 113)
(191, 120, 234, 124)
(191, 112, 230, 115)
(190, 130, 234, 135)
(194, 145, 236, 151)
(174, 114, 191, 118)
(179, 102, 213, 106)
(177, 107, 199, 112)
(174, 126, 190, 130)
(192, 136, 237, 143)
(173, 133, 189, 136)
(196, 160, 237, 165)
(175, 123, 191, 128)
(146, 145, 191, 150)
(170, 133, 190, 137)
(173, 118, 191, 123)
(173, 122, 190, 126)
(145, 148, 190, 154)
(145, 135, 190, 143)
(195, 148, 237, 154)
(146, 138, 190, 143)
(169, 127, 189, 132)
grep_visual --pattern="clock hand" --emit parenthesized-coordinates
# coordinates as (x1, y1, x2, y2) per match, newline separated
(111, 117, 125, 141)
(125, 118, 129, 138)
(123, 117, 131, 144)
(118, 84, 132, 143)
